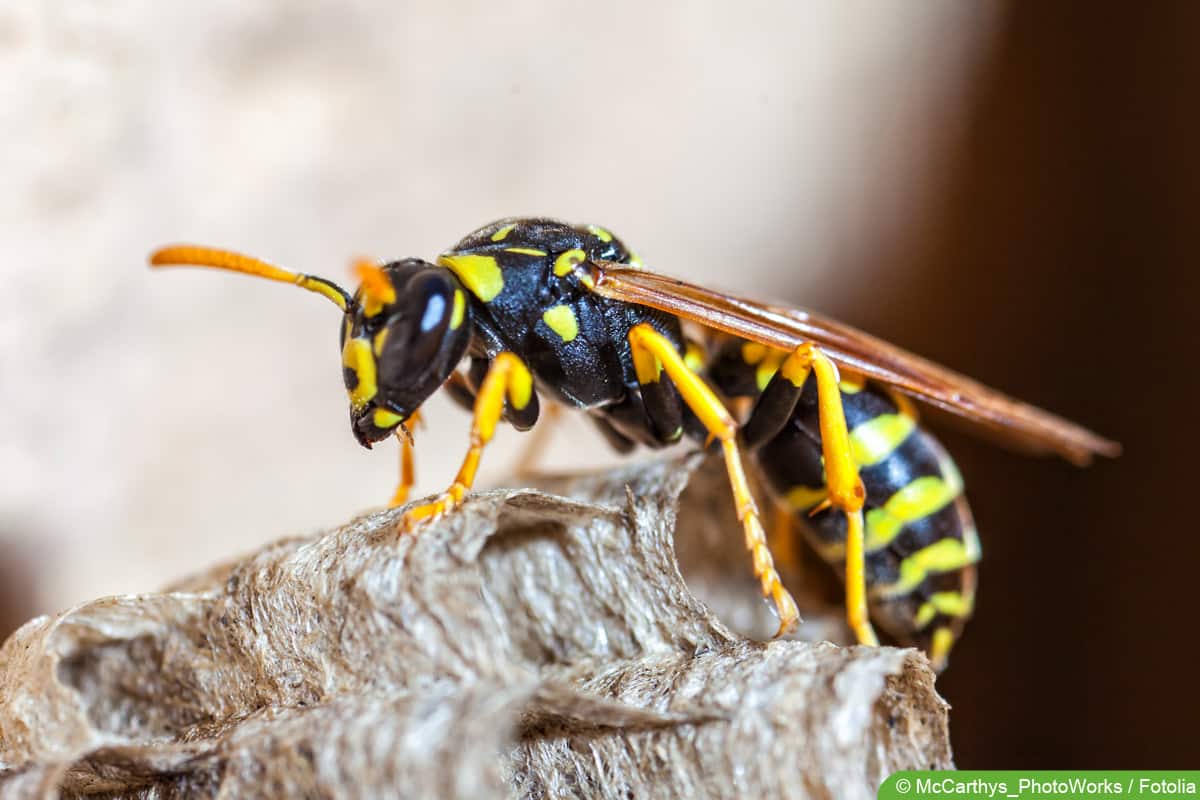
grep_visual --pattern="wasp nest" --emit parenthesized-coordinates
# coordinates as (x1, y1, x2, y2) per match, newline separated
(0, 454, 951, 799)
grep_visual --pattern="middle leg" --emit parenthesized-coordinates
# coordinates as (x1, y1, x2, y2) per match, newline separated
(627, 323, 799, 636)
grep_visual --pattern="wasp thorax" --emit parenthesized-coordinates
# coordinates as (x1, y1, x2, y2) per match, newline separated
(340, 259, 472, 447)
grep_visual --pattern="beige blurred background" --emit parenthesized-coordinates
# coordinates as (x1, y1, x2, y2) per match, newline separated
(1, 2, 995, 610)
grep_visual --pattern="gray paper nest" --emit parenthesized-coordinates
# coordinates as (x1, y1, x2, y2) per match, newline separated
(0, 454, 952, 799)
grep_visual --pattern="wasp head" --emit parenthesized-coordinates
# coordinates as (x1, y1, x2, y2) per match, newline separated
(341, 259, 472, 447)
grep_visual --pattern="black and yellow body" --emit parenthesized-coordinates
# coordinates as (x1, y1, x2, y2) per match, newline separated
(709, 339, 980, 667)
(432, 219, 698, 451)
(150, 215, 1117, 675)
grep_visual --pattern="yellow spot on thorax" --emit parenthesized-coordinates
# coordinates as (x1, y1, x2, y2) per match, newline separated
(490, 224, 516, 242)
(438, 253, 504, 302)
(504, 247, 548, 256)
(542, 304, 579, 343)
(553, 248, 587, 277)
(450, 290, 466, 330)
(586, 224, 613, 243)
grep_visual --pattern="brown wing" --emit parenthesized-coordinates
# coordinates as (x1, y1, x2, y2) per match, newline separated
(584, 261, 1120, 465)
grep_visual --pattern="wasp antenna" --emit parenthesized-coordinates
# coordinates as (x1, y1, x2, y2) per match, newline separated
(149, 244, 352, 311)
(352, 258, 396, 313)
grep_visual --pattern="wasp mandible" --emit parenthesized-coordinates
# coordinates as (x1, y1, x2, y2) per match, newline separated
(150, 218, 1118, 669)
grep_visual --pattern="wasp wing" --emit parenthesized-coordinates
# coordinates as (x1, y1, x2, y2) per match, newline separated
(585, 261, 1119, 465)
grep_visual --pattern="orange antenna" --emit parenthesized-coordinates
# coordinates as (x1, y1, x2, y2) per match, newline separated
(149, 245, 353, 311)
(353, 258, 396, 315)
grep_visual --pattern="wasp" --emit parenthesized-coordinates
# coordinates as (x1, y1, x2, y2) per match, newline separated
(150, 218, 1118, 669)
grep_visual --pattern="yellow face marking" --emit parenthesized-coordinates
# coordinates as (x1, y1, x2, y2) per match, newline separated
(506, 358, 533, 410)
(372, 327, 390, 357)
(553, 248, 587, 277)
(450, 289, 466, 330)
(785, 484, 828, 512)
(849, 413, 916, 467)
(438, 253, 504, 302)
(341, 338, 377, 410)
(503, 247, 548, 257)
(373, 408, 403, 429)
(586, 224, 613, 243)
(490, 223, 515, 242)
(542, 304, 579, 343)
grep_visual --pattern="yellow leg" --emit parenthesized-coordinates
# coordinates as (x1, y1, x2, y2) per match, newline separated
(628, 323, 799, 636)
(388, 410, 422, 507)
(400, 353, 533, 531)
(785, 343, 878, 647)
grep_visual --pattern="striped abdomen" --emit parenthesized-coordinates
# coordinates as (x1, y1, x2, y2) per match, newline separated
(705, 338, 979, 666)
(755, 375, 980, 665)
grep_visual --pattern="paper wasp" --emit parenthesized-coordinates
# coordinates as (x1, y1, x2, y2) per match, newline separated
(150, 217, 1118, 669)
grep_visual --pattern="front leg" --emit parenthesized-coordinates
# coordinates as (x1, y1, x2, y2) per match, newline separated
(400, 352, 536, 531)
(388, 410, 422, 507)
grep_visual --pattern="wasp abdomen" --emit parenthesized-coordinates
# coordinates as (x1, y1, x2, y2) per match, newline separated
(750, 375, 980, 664)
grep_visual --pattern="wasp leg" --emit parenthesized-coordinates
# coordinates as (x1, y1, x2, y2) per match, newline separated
(627, 323, 799, 636)
(740, 348, 809, 448)
(401, 353, 535, 531)
(782, 343, 878, 648)
(388, 411, 422, 507)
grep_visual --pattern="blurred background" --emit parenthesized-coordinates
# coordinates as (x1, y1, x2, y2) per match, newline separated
(1, 1, 1195, 767)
